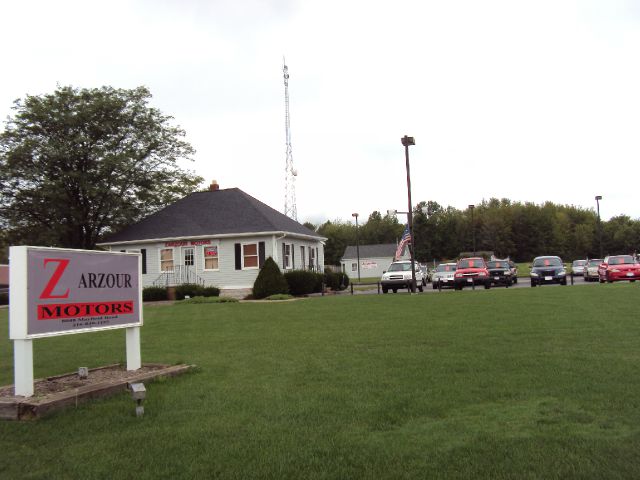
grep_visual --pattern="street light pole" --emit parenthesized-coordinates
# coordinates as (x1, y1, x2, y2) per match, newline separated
(469, 204, 476, 256)
(595, 195, 603, 258)
(401, 135, 417, 293)
(352, 212, 361, 282)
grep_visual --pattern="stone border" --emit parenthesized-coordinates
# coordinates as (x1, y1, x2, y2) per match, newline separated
(0, 363, 194, 420)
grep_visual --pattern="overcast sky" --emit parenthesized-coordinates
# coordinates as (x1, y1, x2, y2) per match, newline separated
(1, 0, 639, 225)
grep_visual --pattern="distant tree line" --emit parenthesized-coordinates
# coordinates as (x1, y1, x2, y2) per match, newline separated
(310, 199, 640, 265)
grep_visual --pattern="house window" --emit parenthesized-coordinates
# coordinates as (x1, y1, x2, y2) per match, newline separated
(183, 247, 195, 266)
(300, 246, 306, 270)
(284, 244, 291, 269)
(160, 248, 174, 272)
(309, 248, 316, 271)
(204, 246, 219, 270)
(352, 262, 357, 272)
(243, 243, 258, 268)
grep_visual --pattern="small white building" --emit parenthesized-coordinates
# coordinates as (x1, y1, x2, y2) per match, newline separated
(98, 184, 326, 294)
(340, 243, 409, 279)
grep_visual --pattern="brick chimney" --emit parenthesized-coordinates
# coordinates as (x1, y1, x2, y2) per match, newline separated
(209, 180, 219, 191)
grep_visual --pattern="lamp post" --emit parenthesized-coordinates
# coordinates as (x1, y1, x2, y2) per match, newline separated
(595, 195, 602, 258)
(352, 212, 361, 282)
(401, 135, 417, 293)
(468, 204, 476, 256)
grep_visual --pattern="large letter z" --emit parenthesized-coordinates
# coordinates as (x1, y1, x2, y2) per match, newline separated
(40, 258, 71, 299)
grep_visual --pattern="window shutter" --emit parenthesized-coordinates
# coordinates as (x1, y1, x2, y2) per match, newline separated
(292, 244, 295, 269)
(141, 249, 147, 275)
(258, 242, 265, 268)
(235, 243, 241, 270)
(316, 247, 319, 269)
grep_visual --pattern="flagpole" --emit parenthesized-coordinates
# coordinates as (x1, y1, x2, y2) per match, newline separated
(401, 135, 417, 293)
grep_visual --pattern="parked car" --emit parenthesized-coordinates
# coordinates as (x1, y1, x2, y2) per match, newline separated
(598, 255, 640, 283)
(454, 257, 491, 290)
(571, 259, 587, 276)
(486, 260, 513, 287)
(431, 263, 457, 289)
(509, 260, 518, 284)
(380, 261, 425, 293)
(583, 259, 602, 282)
(530, 256, 567, 286)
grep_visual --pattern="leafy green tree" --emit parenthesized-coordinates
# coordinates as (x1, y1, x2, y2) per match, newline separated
(317, 220, 355, 265)
(0, 85, 203, 249)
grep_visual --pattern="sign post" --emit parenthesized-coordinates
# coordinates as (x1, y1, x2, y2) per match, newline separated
(9, 246, 143, 397)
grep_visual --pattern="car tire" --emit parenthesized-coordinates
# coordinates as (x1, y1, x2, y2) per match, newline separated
(432, 282, 437, 290)
(418, 285, 423, 292)
(484, 282, 491, 290)
(392, 288, 397, 293)
(513, 277, 518, 284)
(561, 278, 567, 286)
(530, 280, 536, 287)
(382, 287, 388, 294)
(599, 276, 604, 284)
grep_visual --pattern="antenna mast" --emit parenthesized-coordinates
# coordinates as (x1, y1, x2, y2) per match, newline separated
(283, 58, 298, 220)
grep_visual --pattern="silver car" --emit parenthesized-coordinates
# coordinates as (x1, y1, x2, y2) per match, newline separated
(571, 259, 587, 276)
(431, 263, 457, 289)
(583, 258, 602, 282)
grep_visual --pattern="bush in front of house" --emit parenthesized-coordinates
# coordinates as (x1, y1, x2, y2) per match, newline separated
(142, 286, 168, 302)
(323, 271, 349, 291)
(0, 292, 8, 305)
(175, 284, 220, 300)
(252, 257, 289, 299)
(284, 270, 322, 296)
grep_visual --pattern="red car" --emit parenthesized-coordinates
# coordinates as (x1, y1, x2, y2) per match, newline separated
(454, 257, 491, 290)
(598, 255, 640, 283)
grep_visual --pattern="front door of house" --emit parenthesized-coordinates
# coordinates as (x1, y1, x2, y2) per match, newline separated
(181, 247, 195, 283)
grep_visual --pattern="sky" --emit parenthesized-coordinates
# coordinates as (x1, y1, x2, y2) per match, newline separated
(1, 0, 639, 225)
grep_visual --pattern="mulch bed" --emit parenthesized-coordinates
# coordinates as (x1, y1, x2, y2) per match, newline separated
(0, 363, 193, 420)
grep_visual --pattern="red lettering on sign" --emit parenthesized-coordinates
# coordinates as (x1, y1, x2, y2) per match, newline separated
(40, 258, 71, 299)
(37, 301, 134, 320)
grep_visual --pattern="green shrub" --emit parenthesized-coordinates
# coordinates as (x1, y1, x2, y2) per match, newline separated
(252, 257, 289, 299)
(174, 284, 220, 300)
(265, 294, 294, 300)
(323, 271, 349, 291)
(284, 270, 322, 296)
(142, 286, 168, 302)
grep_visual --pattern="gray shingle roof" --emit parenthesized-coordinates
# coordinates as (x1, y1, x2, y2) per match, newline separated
(342, 243, 398, 260)
(100, 188, 323, 244)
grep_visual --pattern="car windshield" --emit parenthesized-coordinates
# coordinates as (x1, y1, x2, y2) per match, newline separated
(486, 261, 507, 269)
(533, 257, 562, 267)
(458, 259, 485, 269)
(572, 260, 587, 267)
(388, 263, 412, 272)
(587, 259, 602, 267)
(608, 255, 636, 265)
(436, 264, 455, 272)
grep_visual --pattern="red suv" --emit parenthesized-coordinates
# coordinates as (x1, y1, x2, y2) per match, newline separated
(454, 257, 491, 290)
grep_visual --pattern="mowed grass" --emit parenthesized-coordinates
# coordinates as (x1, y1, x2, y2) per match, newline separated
(1, 284, 640, 479)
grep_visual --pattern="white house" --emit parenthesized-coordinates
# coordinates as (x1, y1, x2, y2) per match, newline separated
(340, 243, 409, 279)
(98, 183, 326, 294)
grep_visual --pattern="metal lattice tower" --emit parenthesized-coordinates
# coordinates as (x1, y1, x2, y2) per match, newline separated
(283, 59, 297, 220)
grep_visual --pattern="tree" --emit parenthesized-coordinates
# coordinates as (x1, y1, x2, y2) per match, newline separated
(252, 257, 289, 299)
(0, 85, 203, 249)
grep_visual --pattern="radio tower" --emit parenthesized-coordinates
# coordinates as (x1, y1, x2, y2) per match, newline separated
(283, 58, 298, 220)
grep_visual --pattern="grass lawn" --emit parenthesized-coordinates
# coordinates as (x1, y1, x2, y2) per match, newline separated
(1, 284, 640, 479)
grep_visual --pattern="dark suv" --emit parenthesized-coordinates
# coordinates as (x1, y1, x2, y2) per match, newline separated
(454, 257, 491, 290)
(530, 256, 567, 287)
(486, 260, 513, 287)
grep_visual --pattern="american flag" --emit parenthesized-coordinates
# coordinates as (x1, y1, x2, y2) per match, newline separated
(394, 225, 412, 260)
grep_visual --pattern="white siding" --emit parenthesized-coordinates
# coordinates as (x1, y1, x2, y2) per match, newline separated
(105, 234, 325, 290)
